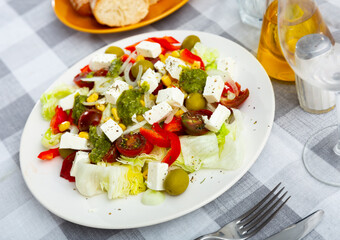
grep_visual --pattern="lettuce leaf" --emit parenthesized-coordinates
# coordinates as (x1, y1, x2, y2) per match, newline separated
(40, 84, 75, 120)
(74, 162, 146, 199)
(192, 42, 219, 66)
(216, 123, 230, 156)
(41, 128, 62, 148)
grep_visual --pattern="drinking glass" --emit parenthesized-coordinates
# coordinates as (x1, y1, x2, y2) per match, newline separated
(278, 0, 340, 186)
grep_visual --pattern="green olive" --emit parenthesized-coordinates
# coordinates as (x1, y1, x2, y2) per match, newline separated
(58, 149, 76, 159)
(185, 93, 206, 111)
(131, 60, 154, 78)
(181, 35, 201, 50)
(164, 169, 189, 196)
(105, 46, 125, 58)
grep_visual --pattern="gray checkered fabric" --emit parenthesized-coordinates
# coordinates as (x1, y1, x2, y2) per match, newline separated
(1, 0, 339, 239)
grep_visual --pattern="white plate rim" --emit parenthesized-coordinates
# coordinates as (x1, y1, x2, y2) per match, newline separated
(20, 30, 275, 229)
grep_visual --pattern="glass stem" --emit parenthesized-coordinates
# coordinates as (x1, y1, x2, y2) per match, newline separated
(333, 91, 340, 155)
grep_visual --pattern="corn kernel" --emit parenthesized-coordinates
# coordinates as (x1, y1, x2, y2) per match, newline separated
(192, 61, 201, 69)
(143, 169, 148, 179)
(87, 93, 98, 103)
(161, 75, 172, 87)
(175, 109, 185, 117)
(78, 131, 89, 139)
(58, 121, 70, 132)
(136, 55, 145, 61)
(149, 94, 156, 101)
(159, 54, 165, 63)
(111, 108, 120, 122)
(136, 115, 144, 122)
(118, 123, 127, 131)
(140, 99, 145, 107)
(171, 50, 180, 58)
(129, 85, 133, 90)
(95, 104, 105, 112)
(164, 53, 170, 59)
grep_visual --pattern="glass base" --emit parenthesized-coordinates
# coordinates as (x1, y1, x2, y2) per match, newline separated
(303, 125, 340, 187)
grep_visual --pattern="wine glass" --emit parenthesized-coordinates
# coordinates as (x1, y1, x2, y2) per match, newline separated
(277, 0, 340, 186)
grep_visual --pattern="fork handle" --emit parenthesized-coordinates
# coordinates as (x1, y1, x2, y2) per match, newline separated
(194, 234, 226, 240)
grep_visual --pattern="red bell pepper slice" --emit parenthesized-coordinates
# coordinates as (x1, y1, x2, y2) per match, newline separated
(163, 116, 183, 133)
(124, 36, 180, 53)
(121, 54, 136, 64)
(139, 127, 170, 148)
(80, 65, 91, 73)
(50, 106, 70, 134)
(163, 36, 180, 44)
(152, 123, 181, 166)
(149, 37, 181, 52)
(38, 148, 60, 160)
(180, 49, 205, 70)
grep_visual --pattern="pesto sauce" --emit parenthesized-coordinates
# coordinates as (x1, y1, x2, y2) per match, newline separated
(88, 126, 111, 164)
(116, 89, 148, 126)
(72, 95, 87, 124)
(106, 59, 123, 78)
(179, 68, 208, 93)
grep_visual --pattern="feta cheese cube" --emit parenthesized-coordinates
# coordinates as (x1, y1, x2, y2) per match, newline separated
(70, 151, 90, 177)
(89, 53, 116, 71)
(59, 132, 92, 150)
(154, 61, 166, 75)
(156, 87, 184, 107)
(100, 119, 123, 142)
(146, 162, 169, 190)
(204, 104, 231, 132)
(143, 102, 173, 124)
(141, 68, 162, 94)
(203, 75, 224, 103)
(216, 57, 236, 79)
(105, 79, 130, 104)
(58, 92, 76, 111)
(135, 41, 162, 58)
(165, 56, 186, 79)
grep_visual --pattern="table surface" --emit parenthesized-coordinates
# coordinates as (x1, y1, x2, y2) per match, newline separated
(1, 0, 339, 239)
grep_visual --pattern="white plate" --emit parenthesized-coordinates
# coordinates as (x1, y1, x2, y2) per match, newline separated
(20, 30, 274, 229)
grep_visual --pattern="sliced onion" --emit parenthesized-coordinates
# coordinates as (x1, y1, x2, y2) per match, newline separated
(124, 63, 137, 87)
(69, 125, 79, 134)
(119, 51, 136, 75)
(164, 107, 178, 124)
(207, 69, 239, 95)
(207, 103, 216, 112)
(225, 76, 239, 96)
(136, 64, 143, 82)
(123, 120, 147, 134)
(179, 105, 188, 113)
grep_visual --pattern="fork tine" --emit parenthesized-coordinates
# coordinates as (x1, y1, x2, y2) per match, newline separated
(245, 196, 291, 237)
(239, 187, 285, 228)
(241, 192, 290, 235)
(236, 183, 281, 223)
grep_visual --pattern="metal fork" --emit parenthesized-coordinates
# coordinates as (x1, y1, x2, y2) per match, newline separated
(195, 183, 290, 240)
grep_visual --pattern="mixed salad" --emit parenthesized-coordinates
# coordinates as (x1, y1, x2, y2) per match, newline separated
(38, 35, 249, 205)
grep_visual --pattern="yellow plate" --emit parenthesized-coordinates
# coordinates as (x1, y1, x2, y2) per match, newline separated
(52, 0, 189, 34)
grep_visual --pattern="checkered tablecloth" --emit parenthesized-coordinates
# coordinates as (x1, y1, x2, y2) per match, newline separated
(1, 0, 339, 239)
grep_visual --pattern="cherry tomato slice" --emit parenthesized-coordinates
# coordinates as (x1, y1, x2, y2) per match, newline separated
(116, 133, 146, 157)
(103, 144, 120, 163)
(181, 111, 209, 136)
(140, 140, 154, 154)
(73, 71, 94, 89)
(78, 109, 102, 132)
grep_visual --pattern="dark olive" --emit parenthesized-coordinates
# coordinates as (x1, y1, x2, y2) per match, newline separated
(131, 60, 154, 78)
(58, 149, 76, 159)
(78, 109, 102, 132)
(185, 93, 206, 111)
(181, 35, 201, 50)
(105, 46, 125, 58)
(181, 111, 209, 136)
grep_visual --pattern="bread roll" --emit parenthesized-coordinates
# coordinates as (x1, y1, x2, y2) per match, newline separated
(90, 0, 150, 27)
(69, 0, 92, 16)
(150, 0, 159, 5)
